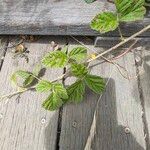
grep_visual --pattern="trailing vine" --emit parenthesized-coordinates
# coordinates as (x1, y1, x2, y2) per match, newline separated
(0, 0, 150, 111)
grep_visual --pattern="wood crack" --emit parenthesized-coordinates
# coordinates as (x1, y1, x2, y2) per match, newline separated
(135, 53, 150, 150)
(0, 36, 9, 71)
(55, 38, 69, 150)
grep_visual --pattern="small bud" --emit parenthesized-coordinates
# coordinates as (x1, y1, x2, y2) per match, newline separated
(90, 54, 96, 60)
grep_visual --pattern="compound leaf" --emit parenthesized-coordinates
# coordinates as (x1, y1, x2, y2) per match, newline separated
(84, 74, 105, 94)
(68, 47, 87, 62)
(10, 70, 31, 87)
(115, 0, 146, 22)
(42, 51, 68, 68)
(36, 80, 52, 92)
(91, 12, 119, 33)
(53, 83, 68, 99)
(66, 80, 85, 103)
(71, 63, 88, 78)
(42, 93, 63, 111)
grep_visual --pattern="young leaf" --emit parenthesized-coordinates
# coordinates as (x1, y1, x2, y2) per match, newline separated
(42, 93, 63, 111)
(14, 70, 31, 79)
(68, 47, 87, 62)
(23, 75, 35, 87)
(53, 83, 68, 99)
(66, 80, 85, 103)
(10, 70, 31, 86)
(84, 74, 105, 94)
(90, 12, 119, 33)
(36, 80, 52, 92)
(23, 64, 42, 87)
(71, 63, 88, 78)
(42, 51, 68, 68)
(115, 0, 146, 22)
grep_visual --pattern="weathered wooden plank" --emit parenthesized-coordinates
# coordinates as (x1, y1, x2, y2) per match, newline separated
(136, 46, 150, 149)
(59, 37, 146, 150)
(0, 36, 67, 150)
(0, 36, 8, 69)
(0, 0, 149, 36)
(95, 37, 150, 48)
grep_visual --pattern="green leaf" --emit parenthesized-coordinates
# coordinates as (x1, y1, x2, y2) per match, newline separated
(71, 63, 88, 78)
(84, 74, 105, 94)
(10, 70, 31, 86)
(90, 12, 119, 33)
(115, 0, 146, 22)
(66, 80, 85, 103)
(42, 93, 63, 111)
(23, 64, 42, 87)
(53, 83, 68, 99)
(68, 47, 87, 62)
(42, 83, 68, 111)
(23, 76, 35, 87)
(84, 0, 96, 3)
(15, 70, 31, 79)
(36, 80, 52, 92)
(42, 51, 68, 68)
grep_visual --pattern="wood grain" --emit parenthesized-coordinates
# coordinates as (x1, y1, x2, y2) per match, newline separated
(0, 0, 149, 36)
(59, 37, 146, 150)
(95, 37, 150, 48)
(0, 36, 67, 150)
(136, 44, 150, 149)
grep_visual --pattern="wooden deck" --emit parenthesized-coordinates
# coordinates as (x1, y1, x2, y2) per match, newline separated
(0, 35, 149, 150)
(0, 0, 150, 36)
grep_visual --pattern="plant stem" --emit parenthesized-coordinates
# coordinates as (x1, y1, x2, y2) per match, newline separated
(118, 26, 124, 40)
(87, 24, 150, 63)
(0, 87, 34, 101)
(0, 25, 150, 101)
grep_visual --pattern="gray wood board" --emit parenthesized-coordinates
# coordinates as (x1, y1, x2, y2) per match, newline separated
(0, 0, 149, 36)
(0, 36, 67, 150)
(95, 37, 150, 48)
(59, 37, 146, 150)
(137, 45, 150, 149)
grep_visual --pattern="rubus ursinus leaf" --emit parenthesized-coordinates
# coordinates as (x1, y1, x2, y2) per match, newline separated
(23, 76, 35, 87)
(53, 83, 68, 99)
(90, 12, 119, 33)
(36, 80, 52, 92)
(68, 47, 87, 62)
(42, 93, 63, 111)
(23, 64, 42, 87)
(10, 70, 31, 86)
(115, 0, 146, 22)
(14, 70, 31, 79)
(71, 63, 88, 78)
(84, 74, 105, 94)
(65, 80, 85, 103)
(42, 51, 68, 68)
(42, 83, 68, 111)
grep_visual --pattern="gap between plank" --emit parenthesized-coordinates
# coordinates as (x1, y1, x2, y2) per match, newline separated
(55, 38, 69, 150)
(0, 36, 9, 71)
(135, 53, 150, 150)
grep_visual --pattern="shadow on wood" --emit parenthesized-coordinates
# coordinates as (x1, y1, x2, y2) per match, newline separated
(91, 78, 144, 150)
